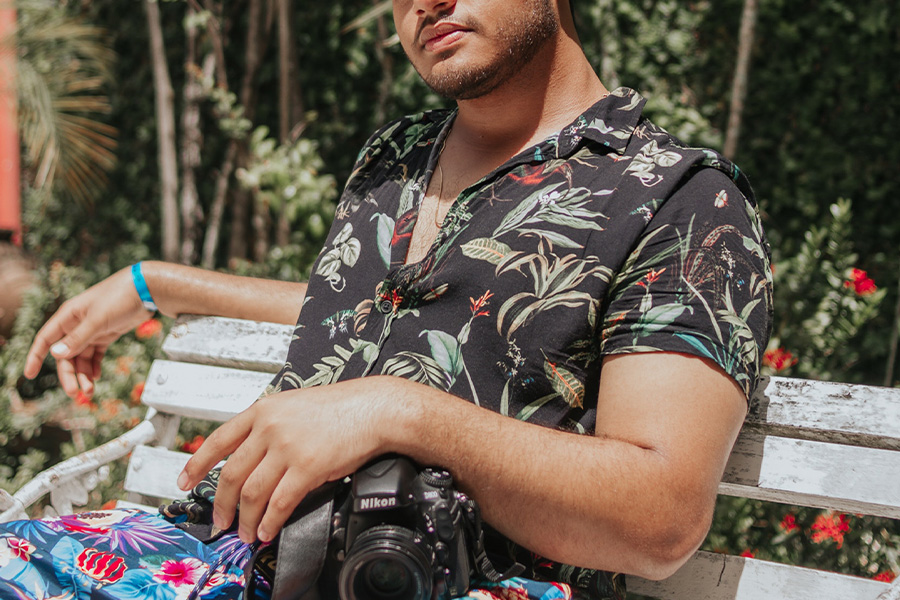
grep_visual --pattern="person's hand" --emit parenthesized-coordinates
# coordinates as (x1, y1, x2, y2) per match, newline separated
(24, 267, 152, 399)
(177, 377, 408, 544)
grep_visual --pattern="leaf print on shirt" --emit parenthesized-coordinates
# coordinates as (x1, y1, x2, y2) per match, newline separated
(624, 139, 683, 187)
(492, 179, 609, 249)
(495, 242, 612, 339)
(315, 222, 361, 292)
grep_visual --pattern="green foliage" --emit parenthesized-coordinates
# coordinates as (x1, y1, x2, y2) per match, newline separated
(12, 0, 118, 205)
(705, 497, 900, 580)
(766, 199, 886, 381)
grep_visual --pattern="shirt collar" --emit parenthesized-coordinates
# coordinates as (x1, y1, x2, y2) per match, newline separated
(552, 87, 647, 157)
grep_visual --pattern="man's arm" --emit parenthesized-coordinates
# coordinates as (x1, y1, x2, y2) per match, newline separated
(24, 261, 306, 398)
(181, 351, 745, 581)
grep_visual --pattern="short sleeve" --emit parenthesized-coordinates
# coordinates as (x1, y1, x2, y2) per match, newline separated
(599, 167, 773, 398)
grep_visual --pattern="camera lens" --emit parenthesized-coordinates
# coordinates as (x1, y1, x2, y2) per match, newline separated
(365, 558, 411, 597)
(339, 525, 432, 600)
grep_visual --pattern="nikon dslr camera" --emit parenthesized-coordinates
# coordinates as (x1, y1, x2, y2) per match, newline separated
(322, 456, 476, 600)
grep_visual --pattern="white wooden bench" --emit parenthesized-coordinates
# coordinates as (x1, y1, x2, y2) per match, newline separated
(2, 314, 899, 600)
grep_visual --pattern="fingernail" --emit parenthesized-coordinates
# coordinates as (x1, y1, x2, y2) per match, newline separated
(213, 510, 225, 530)
(78, 374, 93, 393)
(258, 526, 271, 542)
(177, 471, 190, 490)
(51, 343, 69, 357)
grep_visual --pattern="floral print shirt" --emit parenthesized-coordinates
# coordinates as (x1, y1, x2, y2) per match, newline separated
(268, 88, 773, 598)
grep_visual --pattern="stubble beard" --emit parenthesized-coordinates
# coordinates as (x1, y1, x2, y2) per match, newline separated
(416, 0, 560, 101)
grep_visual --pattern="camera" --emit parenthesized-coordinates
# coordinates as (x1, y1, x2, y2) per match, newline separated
(323, 456, 475, 600)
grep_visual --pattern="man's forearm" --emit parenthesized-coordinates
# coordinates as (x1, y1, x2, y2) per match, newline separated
(141, 261, 306, 325)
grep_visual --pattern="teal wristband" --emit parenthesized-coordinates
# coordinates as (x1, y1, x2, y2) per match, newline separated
(131, 262, 158, 313)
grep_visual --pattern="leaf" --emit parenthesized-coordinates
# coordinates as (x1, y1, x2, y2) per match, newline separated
(382, 352, 447, 388)
(515, 392, 559, 421)
(635, 304, 692, 337)
(372, 213, 395, 268)
(517, 228, 583, 249)
(496, 291, 534, 336)
(340, 237, 361, 267)
(333, 222, 354, 245)
(543, 360, 584, 408)
(315, 248, 343, 277)
(421, 329, 462, 377)
(461, 238, 513, 265)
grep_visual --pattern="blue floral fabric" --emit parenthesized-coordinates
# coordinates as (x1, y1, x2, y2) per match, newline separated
(0, 509, 574, 600)
(0, 509, 252, 600)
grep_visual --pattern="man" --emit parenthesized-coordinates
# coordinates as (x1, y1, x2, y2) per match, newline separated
(17, 1, 771, 598)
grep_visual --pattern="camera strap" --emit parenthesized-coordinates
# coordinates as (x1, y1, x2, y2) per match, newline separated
(271, 482, 340, 600)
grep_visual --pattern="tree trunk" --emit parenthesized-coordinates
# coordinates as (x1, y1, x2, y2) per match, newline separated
(144, 0, 180, 262)
(723, 0, 759, 160)
(372, 0, 394, 127)
(179, 8, 205, 265)
(201, 140, 238, 269)
(275, 0, 303, 249)
(229, 0, 266, 263)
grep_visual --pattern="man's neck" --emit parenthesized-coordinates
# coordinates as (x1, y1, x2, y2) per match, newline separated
(451, 34, 608, 158)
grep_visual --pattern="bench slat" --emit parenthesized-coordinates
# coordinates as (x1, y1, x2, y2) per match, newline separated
(720, 432, 900, 519)
(630, 550, 889, 600)
(162, 315, 292, 372)
(749, 377, 900, 451)
(142, 360, 270, 421)
(123, 445, 191, 502)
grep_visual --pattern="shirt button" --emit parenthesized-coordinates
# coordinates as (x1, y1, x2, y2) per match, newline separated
(378, 300, 394, 314)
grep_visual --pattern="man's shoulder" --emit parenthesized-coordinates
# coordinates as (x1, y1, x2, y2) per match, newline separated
(611, 115, 756, 207)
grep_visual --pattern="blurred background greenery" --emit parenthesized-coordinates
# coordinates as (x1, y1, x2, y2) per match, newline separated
(0, 0, 898, 589)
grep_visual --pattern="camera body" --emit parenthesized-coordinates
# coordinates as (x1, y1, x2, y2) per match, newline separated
(324, 456, 473, 600)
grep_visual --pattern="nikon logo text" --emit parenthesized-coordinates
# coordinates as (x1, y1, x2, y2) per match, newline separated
(359, 497, 397, 511)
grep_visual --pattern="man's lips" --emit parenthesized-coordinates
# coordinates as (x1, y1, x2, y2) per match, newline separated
(420, 22, 471, 52)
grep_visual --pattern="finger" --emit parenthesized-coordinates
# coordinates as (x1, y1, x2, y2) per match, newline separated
(210, 435, 268, 533)
(55, 358, 82, 399)
(92, 345, 107, 381)
(236, 455, 289, 543)
(258, 467, 314, 543)
(23, 309, 80, 379)
(75, 353, 96, 398)
(52, 317, 105, 362)
(178, 411, 255, 491)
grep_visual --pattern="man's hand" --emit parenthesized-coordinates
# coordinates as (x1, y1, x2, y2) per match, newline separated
(177, 379, 404, 544)
(24, 267, 150, 399)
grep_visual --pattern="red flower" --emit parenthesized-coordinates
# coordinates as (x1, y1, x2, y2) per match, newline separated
(470, 290, 494, 318)
(780, 513, 799, 532)
(130, 381, 146, 405)
(7, 537, 36, 562)
(135, 318, 163, 340)
(844, 268, 877, 296)
(874, 571, 897, 583)
(181, 435, 205, 454)
(739, 549, 755, 558)
(636, 268, 666, 288)
(763, 347, 798, 372)
(811, 512, 850, 548)
(76, 548, 127, 583)
(74, 390, 93, 407)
